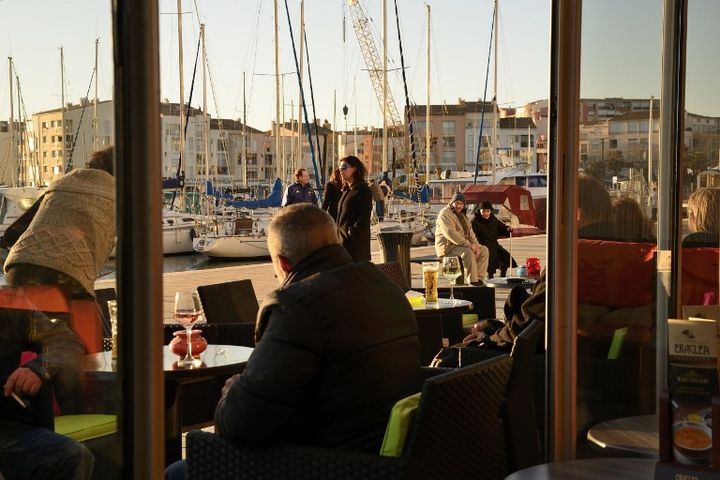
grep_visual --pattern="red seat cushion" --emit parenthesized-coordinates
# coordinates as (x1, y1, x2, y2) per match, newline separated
(578, 240, 656, 308)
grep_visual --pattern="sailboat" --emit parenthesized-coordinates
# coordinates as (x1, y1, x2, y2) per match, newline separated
(192, 179, 282, 258)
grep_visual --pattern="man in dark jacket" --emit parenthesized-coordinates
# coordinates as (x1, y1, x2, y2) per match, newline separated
(471, 200, 517, 278)
(216, 204, 420, 450)
(0, 295, 93, 479)
(281, 168, 318, 207)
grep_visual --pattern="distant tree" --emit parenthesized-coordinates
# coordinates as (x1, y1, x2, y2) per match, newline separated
(585, 160, 607, 181)
(606, 150, 624, 177)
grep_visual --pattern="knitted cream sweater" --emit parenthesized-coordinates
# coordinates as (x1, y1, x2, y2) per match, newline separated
(4, 169, 116, 296)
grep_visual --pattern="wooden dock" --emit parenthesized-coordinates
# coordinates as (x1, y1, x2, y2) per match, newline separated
(96, 235, 547, 323)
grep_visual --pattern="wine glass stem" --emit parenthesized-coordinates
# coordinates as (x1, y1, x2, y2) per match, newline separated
(449, 283, 454, 301)
(185, 326, 193, 363)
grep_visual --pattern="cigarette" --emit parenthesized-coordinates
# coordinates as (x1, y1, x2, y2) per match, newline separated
(10, 392, 27, 409)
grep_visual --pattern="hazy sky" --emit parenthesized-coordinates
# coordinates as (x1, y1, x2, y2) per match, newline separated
(0, 0, 717, 132)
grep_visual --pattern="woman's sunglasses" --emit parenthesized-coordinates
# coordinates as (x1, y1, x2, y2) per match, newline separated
(339, 163, 351, 170)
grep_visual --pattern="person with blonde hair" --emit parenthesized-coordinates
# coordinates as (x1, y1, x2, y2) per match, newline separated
(684, 188, 720, 247)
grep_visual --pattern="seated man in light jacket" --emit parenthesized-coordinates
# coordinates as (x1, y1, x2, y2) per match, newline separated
(434, 192, 489, 284)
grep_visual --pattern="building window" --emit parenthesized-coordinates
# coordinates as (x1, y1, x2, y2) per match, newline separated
(442, 121, 455, 135)
(609, 139, 618, 149)
(41, 122, 48, 129)
(57, 120, 62, 127)
(42, 136, 47, 143)
(442, 136, 455, 148)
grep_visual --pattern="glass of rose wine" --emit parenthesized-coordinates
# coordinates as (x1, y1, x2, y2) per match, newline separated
(174, 291, 203, 367)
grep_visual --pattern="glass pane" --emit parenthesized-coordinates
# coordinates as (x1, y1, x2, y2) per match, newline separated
(680, 0, 720, 310)
(578, 0, 662, 456)
(0, 1, 122, 476)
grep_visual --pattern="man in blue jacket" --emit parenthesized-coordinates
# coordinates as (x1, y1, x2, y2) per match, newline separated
(281, 168, 318, 206)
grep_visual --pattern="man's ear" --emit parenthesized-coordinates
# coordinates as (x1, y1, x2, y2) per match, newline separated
(278, 255, 294, 275)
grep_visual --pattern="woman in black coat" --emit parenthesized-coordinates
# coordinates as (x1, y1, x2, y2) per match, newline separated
(321, 169, 343, 221)
(336, 156, 372, 262)
(471, 200, 517, 277)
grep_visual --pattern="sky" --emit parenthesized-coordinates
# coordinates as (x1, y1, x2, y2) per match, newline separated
(0, 0, 717, 132)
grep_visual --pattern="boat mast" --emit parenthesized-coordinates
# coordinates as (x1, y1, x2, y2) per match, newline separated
(60, 47, 67, 174)
(382, 0, 388, 174)
(274, 0, 282, 181)
(491, 0, 498, 184)
(296, 0, 305, 173)
(648, 95, 653, 194)
(8, 57, 16, 187)
(177, 0, 186, 190)
(425, 4, 430, 183)
(201, 23, 209, 205)
(242, 71, 248, 187)
(93, 38, 99, 153)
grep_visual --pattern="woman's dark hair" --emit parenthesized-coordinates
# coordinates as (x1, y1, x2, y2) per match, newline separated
(341, 155, 366, 184)
(329, 168, 342, 186)
(88, 146, 115, 176)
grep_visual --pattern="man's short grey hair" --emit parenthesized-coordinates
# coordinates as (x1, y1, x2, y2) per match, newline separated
(267, 204, 339, 264)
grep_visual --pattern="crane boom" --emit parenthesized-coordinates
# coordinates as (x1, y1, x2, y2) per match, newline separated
(347, 0, 408, 171)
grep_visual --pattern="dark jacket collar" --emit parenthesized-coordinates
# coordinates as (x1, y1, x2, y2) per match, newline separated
(283, 244, 352, 286)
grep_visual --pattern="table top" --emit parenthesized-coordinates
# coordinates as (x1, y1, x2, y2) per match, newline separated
(410, 298, 473, 314)
(484, 277, 538, 290)
(505, 458, 657, 480)
(88, 344, 254, 378)
(586, 414, 658, 458)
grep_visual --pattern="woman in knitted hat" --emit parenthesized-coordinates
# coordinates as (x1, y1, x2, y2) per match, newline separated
(471, 200, 517, 278)
(434, 192, 489, 284)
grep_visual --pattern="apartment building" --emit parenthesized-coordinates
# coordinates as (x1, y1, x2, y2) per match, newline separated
(274, 120, 336, 183)
(413, 99, 539, 176)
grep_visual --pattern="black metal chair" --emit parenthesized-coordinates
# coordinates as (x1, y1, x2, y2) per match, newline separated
(196, 280, 259, 347)
(185, 355, 513, 480)
(374, 261, 410, 291)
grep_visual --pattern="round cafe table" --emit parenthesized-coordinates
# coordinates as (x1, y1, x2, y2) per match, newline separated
(586, 415, 659, 458)
(88, 344, 253, 464)
(484, 276, 538, 291)
(505, 458, 656, 480)
(411, 298, 473, 365)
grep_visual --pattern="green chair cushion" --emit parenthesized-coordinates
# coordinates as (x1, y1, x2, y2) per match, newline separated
(462, 313, 478, 328)
(380, 392, 421, 457)
(55, 414, 117, 442)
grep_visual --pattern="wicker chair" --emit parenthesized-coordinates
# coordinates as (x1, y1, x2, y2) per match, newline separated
(454, 319, 545, 470)
(374, 261, 409, 291)
(186, 355, 513, 480)
(196, 280, 259, 347)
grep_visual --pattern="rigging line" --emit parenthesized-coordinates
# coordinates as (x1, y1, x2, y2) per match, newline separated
(473, 0, 496, 185)
(302, 27, 324, 184)
(170, 35, 201, 207)
(65, 67, 95, 173)
(205, 45, 232, 187)
(394, 0, 419, 202)
(14, 74, 40, 185)
(282, 0, 322, 202)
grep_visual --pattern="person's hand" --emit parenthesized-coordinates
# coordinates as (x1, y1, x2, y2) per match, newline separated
(4, 367, 41, 397)
(221, 373, 242, 397)
(462, 322, 486, 344)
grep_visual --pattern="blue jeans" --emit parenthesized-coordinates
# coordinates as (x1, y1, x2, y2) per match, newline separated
(0, 421, 93, 480)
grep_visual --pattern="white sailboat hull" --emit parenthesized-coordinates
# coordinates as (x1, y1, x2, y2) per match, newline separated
(193, 234, 269, 258)
(163, 225, 195, 254)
